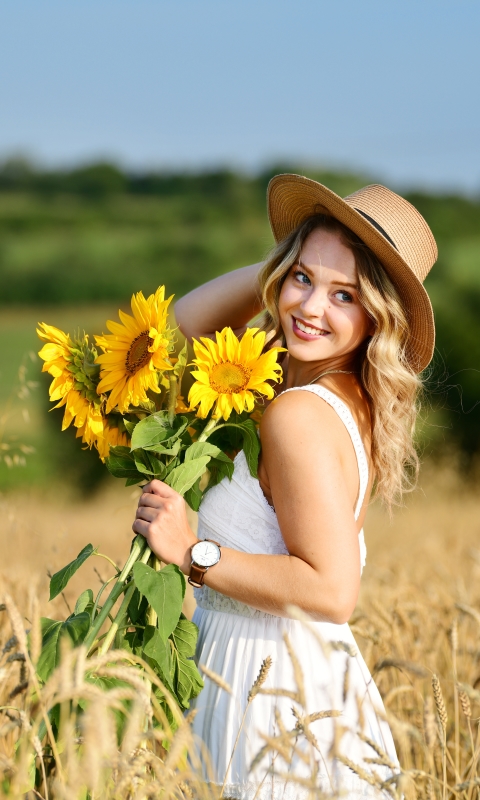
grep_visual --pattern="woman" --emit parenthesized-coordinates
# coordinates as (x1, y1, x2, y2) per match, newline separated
(132, 175, 438, 798)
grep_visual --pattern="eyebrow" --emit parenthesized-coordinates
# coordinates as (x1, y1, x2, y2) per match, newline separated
(332, 280, 359, 290)
(296, 261, 359, 290)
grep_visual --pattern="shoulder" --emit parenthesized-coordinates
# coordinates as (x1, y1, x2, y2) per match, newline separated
(260, 388, 350, 456)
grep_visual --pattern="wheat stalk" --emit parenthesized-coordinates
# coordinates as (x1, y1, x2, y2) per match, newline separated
(199, 664, 233, 695)
(248, 656, 272, 700)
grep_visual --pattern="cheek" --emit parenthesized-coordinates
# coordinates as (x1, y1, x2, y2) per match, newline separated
(349, 307, 373, 340)
(279, 282, 301, 316)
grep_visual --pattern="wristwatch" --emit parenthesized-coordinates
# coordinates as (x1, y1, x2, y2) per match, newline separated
(188, 539, 222, 587)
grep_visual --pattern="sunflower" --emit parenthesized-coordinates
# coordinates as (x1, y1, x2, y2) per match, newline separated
(95, 287, 174, 413)
(37, 323, 105, 446)
(188, 327, 285, 421)
(81, 417, 130, 462)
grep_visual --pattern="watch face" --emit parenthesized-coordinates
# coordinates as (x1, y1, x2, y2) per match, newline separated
(191, 540, 221, 567)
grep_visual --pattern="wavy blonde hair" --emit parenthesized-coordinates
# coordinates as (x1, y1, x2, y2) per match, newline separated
(258, 214, 422, 509)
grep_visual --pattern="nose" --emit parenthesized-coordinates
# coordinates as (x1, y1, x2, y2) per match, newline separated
(299, 285, 329, 319)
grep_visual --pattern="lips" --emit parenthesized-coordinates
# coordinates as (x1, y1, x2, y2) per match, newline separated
(292, 317, 330, 340)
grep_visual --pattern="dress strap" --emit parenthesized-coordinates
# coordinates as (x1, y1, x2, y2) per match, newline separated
(282, 384, 369, 520)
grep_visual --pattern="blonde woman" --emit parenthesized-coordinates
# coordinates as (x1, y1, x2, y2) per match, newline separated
(133, 175, 438, 798)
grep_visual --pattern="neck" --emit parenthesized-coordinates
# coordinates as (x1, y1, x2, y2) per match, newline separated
(285, 354, 360, 389)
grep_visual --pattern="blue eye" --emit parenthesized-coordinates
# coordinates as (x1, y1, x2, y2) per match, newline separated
(335, 290, 353, 303)
(293, 269, 311, 285)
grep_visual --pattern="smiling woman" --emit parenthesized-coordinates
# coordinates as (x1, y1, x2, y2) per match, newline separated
(258, 210, 421, 507)
(135, 173, 439, 798)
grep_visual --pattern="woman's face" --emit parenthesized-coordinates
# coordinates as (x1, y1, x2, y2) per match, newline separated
(278, 228, 374, 364)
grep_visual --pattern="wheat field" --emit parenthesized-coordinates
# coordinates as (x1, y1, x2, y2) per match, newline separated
(1, 463, 480, 799)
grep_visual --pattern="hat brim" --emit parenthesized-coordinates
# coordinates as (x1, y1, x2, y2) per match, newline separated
(268, 174, 434, 373)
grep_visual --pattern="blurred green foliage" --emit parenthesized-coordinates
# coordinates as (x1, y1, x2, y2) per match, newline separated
(0, 158, 479, 489)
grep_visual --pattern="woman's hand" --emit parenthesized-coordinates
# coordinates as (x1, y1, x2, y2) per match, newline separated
(132, 480, 198, 574)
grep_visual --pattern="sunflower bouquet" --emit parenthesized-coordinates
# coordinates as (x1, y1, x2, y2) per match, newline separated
(35, 286, 284, 734)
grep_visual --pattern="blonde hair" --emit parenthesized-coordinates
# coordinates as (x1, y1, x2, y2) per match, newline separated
(258, 214, 422, 509)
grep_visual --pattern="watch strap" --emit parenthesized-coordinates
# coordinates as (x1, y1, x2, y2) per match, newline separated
(188, 563, 208, 588)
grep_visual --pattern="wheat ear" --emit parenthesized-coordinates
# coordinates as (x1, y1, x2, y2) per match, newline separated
(432, 675, 447, 734)
(248, 656, 272, 700)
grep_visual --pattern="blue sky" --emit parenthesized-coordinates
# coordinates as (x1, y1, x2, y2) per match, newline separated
(1, 0, 479, 191)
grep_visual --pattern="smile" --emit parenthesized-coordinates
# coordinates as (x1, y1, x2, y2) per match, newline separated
(293, 317, 330, 338)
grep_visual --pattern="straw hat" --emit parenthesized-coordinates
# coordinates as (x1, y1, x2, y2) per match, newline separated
(267, 174, 438, 372)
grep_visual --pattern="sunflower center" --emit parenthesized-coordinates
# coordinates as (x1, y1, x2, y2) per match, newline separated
(125, 331, 154, 375)
(210, 362, 250, 394)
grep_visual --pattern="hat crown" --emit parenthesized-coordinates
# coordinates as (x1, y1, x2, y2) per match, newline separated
(344, 184, 438, 283)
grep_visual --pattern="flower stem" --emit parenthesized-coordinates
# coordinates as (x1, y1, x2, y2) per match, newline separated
(83, 535, 149, 653)
(168, 375, 178, 426)
(98, 585, 134, 655)
(198, 417, 220, 442)
(98, 544, 152, 655)
(146, 557, 161, 627)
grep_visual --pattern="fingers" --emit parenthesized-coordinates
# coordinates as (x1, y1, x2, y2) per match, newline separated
(132, 517, 151, 537)
(140, 479, 177, 498)
(135, 506, 158, 523)
(138, 492, 163, 509)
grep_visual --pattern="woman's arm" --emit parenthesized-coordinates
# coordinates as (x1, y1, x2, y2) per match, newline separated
(174, 263, 264, 342)
(133, 391, 362, 625)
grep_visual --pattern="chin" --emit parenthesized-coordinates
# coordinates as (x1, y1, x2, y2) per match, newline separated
(285, 339, 330, 362)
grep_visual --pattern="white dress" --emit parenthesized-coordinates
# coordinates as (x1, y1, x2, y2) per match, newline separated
(191, 385, 398, 799)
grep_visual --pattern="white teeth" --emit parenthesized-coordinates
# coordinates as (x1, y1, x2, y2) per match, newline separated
(295, 319, 325, 336)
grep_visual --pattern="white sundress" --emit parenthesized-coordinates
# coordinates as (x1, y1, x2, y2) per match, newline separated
(190, 385, 398, 799)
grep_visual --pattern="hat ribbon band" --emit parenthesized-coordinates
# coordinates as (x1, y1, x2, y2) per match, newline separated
(354, 209, 398, 251)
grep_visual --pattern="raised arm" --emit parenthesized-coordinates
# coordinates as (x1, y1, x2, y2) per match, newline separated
(174, 262, 264, 341)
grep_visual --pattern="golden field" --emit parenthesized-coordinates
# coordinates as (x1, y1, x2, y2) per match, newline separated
(1, 464, 480, 798)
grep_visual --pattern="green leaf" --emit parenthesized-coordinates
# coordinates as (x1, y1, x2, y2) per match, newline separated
(170, 618, 203, 708)
(173, 341, 188, 380)
(49, 544, 94, 601)
(238, 419, 261, 477)
(133, 449, 165, 477)
(106, 447, 142, 480)
(40, 617, 60, 638)
(38, 704, 60, 743)
(123, 418, 139, 436)
(205, 455, 234, 491)
(123, 629, 144, 657)
(184, 441, 221, 461)
(74, 589, 94, 616)
(143, 625, 174, 692)
(36, 612, 91, 682)
(171, 615, 198, 658)
(184, 478, 203, 511)
(127, 587, 149, 624)
(125, 476, 142, 487)
(131, 412, 188, 451)
(150, 438, 184, 456)
(166, 455, 211, 495)
(132, 563, 185, 642)
(215, 419, 260, 477)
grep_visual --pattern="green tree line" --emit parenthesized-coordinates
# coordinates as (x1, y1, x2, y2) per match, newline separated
(1, 158, 479, 470)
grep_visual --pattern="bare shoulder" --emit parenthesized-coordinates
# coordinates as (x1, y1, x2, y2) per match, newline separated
(260, 388, 350, 456)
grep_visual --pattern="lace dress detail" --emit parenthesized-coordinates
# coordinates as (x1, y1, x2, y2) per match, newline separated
(190, 385, 397, 799)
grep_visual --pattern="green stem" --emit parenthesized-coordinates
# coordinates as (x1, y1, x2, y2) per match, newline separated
(168, 375, 178, 426)
(98, 584, 135, 655)
(93, 551, 120, 571)
(198, 417, 220, 442)
(98, 544, 152, 655)
(146, 556, 161, 627)
(84, 535, 149, 653)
